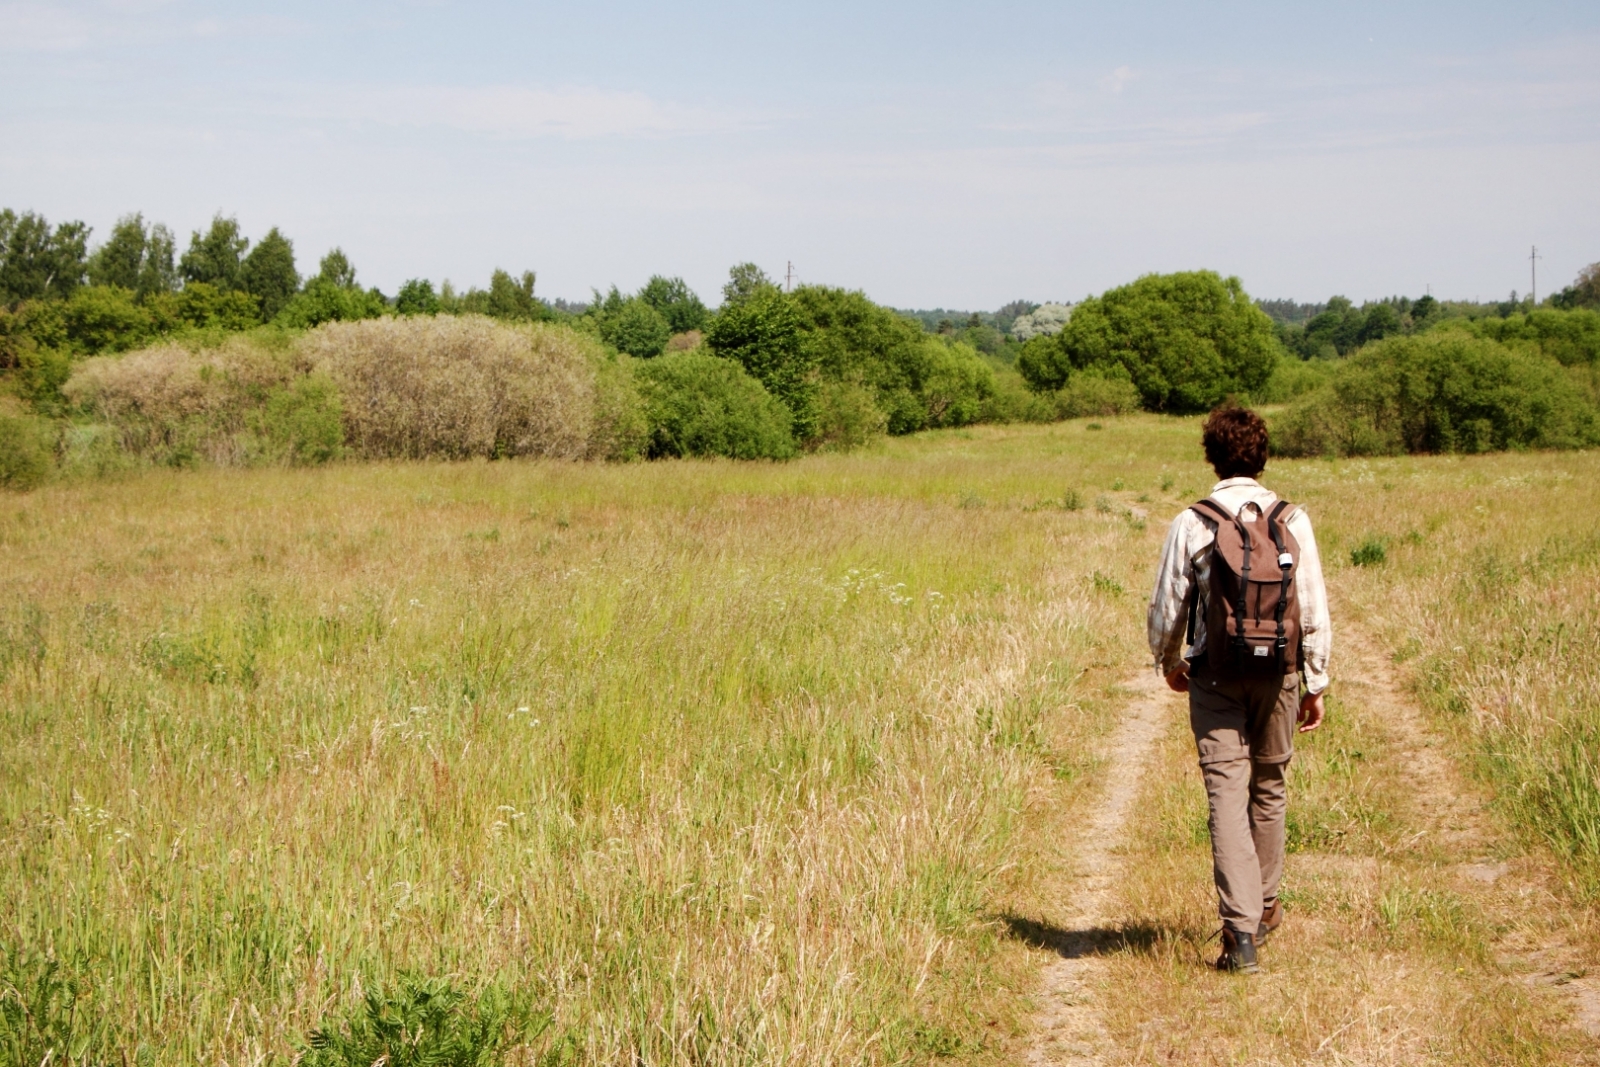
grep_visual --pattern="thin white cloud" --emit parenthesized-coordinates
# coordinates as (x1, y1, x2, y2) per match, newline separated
(1099, 65, 1138, 94)
(338, 85, 749, 140)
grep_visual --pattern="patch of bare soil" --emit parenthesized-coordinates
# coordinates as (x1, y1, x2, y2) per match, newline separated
(1022, 671, 1180, 1066)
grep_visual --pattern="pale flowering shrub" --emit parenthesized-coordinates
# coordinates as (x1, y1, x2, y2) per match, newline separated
(299, 315, 600, 461)
(64, 336, 306, 466)
(63, 317, 643, 468)
(1010, 302, 1073, 341)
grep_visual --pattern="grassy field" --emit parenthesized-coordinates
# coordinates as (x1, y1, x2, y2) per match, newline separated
(2, 417, 1598, 1064)
(1089, 442, 1600, 1065)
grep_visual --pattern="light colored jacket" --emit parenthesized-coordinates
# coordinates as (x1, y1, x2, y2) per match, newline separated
(1146, 477, 1331, 694)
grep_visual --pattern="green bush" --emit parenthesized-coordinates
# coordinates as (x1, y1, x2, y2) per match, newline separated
(789, 286, 924, 430)
(300, 975, 543, 1067)
(587, 351, 649, 461)
(61, 285, 155, 353)
(919, 340, 995, 428)
(1253, 354, 1334, 404)
(1024, 270, 1279, 412)
(149, 282, 262, 332)
(815, 379, 890, 450)
(0, 301, 65, 368)
(1, 282, 274, 366)
(275, 279, 389, 329)
(1428, 308, 1600, 367)
(1350, 537, 1388, 567)
(635, 351, 796, 460)
(16, 345, 72, 412)
(257, 372, 344, 465)
(789, 286, 993, 436)
(0, 947, 111, 1065)
(1274, 333, 1600, 457)
(600, 297, 671, 358)
(706, 287, 818, 440)
(980, 365, 1057, 424)
(0, 412, 54, 490)
(637, 274, 709, 334)
(1054, 365, 1142, 418)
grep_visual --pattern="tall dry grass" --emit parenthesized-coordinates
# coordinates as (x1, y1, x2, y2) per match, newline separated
(0, 418, 1190, 1064)
(7, 420, 1597, 1063)
(1302, 456, 1600, 894)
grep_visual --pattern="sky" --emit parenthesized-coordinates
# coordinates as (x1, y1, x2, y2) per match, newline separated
(2, 0, 1597, 310)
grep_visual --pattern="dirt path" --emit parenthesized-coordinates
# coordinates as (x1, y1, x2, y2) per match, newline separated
(1021, 612, 1599, 1065)
(1023, 671, 1181, 1066)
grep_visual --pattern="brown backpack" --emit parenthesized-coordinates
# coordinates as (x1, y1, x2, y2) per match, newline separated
(1187, 497, 1302, 678)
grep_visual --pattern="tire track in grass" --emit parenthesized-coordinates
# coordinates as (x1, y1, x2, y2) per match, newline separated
(1023, 671, 1179, 1066)
(1338, 615, 1600, 1044)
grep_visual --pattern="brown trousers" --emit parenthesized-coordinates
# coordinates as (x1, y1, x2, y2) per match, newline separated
(1188, 662, 1299, 936)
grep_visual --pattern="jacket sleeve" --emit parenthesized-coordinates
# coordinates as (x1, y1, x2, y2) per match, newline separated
(1289, 509, 1332, 693)
(1147, 511, 1196, 676)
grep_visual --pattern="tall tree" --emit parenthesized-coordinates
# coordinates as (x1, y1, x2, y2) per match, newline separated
(0, 209, 90, 303)
(486, 269, 543, 321)
(638, 275, 708, 333)
(1022, 270, 1279, 411)
(316, 248, 357, 289)
(706, 286, 819, 440)
(139, 224, 179, 295)
(721, 262, 775, 307)
(180, 214, 249, 291)
(87, 213, 149, 290)
(395, 279, 439, 315)
(241, 227, 300, 320)
(1555, 262, 1600, 310)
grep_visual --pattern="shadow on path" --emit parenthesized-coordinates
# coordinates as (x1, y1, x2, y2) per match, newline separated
(997, 913, 1177, 960)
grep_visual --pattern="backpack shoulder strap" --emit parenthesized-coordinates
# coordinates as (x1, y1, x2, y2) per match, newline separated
(1264, 499, 1295, 637)
(1191, 497, 1232, 527)
(1265, 500, 1292, 555)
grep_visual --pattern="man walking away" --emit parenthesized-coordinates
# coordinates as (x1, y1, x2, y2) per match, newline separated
(1147, 406, 1331, 974)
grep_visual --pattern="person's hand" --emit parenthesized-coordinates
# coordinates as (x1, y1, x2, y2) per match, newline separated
(1165, 665, 1190, 693)
(1297, 690, 1325, 733)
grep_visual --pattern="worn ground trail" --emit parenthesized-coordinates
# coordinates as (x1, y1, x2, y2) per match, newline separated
(1022, 610, 1598, 1065)
(1023, 671, 1180, 1066)
(1338, 614, 1600, 1041)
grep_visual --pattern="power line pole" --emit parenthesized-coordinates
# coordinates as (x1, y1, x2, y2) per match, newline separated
(785, 261, 796, 293)
(1529, 245, 1541, 304)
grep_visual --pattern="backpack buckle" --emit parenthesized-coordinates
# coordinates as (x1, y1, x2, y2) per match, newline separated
(1278, 552, 1293, 567)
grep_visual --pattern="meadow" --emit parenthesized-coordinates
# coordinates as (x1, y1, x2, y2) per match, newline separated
(2, 417, 1598, 1065)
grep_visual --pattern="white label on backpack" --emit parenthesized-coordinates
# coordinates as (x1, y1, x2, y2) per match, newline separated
(1278, 552, 1293, 567)
(1253, 645, 1270, 656)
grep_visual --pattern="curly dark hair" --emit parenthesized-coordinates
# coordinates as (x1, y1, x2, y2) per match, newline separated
(1202, 406, 1269, 479)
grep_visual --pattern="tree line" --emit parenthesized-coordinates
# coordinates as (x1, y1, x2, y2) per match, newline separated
(3, 202, 1599, 485)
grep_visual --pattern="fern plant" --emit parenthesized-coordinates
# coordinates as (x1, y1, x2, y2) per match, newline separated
(300, 975, 546, 1067)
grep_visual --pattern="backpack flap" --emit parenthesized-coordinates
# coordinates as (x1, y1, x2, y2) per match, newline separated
(1192, 497, 1303, 678)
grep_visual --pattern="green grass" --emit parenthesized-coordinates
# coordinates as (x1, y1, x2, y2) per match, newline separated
(0, 417, 1201, 1064)
(4, 417, 1599, 1062)
(1283, 456, 1600, 898)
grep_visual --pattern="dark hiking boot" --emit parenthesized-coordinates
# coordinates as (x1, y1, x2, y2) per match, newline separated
(1257, 899, 1283, 945)
(1216, 928, 1260, 974)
